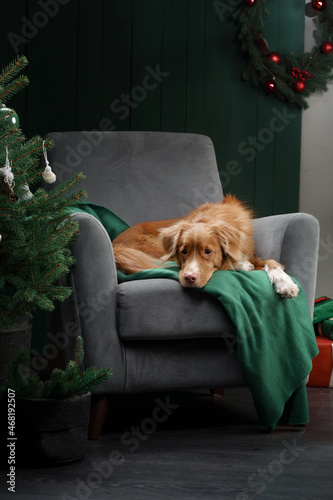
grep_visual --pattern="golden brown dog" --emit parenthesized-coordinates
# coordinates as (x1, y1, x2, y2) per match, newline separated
(113, 194, 299, 298)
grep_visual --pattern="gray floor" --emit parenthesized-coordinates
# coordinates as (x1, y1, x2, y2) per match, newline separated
(0, 387, 332, 500)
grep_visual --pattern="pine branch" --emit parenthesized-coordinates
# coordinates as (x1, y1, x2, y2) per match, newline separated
(0, 55, 28, 86)
(0, 75, 29, 103)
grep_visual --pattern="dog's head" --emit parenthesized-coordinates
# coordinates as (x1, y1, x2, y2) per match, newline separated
(158, 220, 247, 288)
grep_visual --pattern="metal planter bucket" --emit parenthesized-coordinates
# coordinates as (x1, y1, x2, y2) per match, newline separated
(13, 393, 91, 466)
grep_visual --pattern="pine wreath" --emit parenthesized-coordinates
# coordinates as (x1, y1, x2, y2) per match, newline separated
(233, 0, 333, 109)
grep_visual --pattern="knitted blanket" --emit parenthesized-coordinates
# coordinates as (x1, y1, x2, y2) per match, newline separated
(70, 202, 319, 429)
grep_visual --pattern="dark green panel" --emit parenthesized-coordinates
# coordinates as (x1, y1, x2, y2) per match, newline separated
(254, 0, 280, 217)
(160, 0, 187, 132)
(25, 0, 78, 137)
(0, 0, 305, 217)
(203, 0, 257, 206)
(1, 0, 28, 131)
(186, 0, 206, 134)
(0, 1, 10, 69)
(76, 0, 104, 130)
(272, 0, 304, 214)
(56, 0, 79, 133)
(101, 0, 132, 132)
(203, 0, 235, 177)
(131, 0, 164, 131)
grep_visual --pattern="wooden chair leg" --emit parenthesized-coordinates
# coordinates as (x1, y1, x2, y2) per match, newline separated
(210, 388, 225, 397)
(88, 396, 110, 439)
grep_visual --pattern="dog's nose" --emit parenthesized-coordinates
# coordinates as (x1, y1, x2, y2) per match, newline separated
(184, 273, 197, 285)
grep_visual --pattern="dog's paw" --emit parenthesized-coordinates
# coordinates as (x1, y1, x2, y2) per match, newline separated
(265, 266, 299, 298)
(236, 260, 255, 272)
(274, 278, 299, 298)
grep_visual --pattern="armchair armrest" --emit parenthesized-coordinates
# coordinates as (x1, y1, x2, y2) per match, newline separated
(252, 213, 320, 317)
(70, 212, 126, 393)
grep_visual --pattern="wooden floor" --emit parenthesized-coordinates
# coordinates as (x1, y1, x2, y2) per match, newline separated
(0, 387, 332, 500)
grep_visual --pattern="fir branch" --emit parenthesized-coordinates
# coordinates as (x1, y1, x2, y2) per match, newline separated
(0, 135, 25, 152)
(1, 337, 112, 399)
(0, 55, 28, 86)
(0, 122, 20, 140)
(0, 75, 29, 103)
(11, 139, 43, 163)
(36, 263, 61, 289)
(46, 174, 85, 203)
(37, 220, 78, 252)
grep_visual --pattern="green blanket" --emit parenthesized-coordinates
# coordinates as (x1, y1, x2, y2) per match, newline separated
(71, 202, 319, 429)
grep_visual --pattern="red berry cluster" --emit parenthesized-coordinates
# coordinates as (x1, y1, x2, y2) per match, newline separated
(291, 67, 312, 81)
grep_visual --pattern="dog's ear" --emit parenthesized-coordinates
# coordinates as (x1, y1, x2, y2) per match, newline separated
(158, 221, 189, 261)
(213, 223, 246, 265)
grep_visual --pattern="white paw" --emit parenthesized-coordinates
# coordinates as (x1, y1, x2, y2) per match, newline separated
(264, 265, 299, 298)
(236, 260, 255, 271)
(274, 277, 299, 298)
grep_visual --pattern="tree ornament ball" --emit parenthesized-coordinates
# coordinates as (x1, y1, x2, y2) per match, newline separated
(0, 106, 20, 129)
(245, 0, 257, 6)
(321, 41, 333, 54)
(267, 52, 282, 64)
(265, 79, 277, 92)
(311, 0, 326, 11)
(293, 79, 306, 93)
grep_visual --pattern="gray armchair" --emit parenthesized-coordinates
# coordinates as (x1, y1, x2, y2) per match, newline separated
(45, 131, 319, 437)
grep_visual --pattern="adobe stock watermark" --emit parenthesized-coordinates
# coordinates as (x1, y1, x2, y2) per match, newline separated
(7, 0, 71, 54)
(180, 105, 298, 210)
(213, 0, 243, 22)
(220, 106, 297, 190)
(53, 63, 170, 182)
(236, 438, 306, 499)
(61, 396, 179, 500)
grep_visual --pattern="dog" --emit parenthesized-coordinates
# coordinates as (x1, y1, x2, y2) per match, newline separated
(113, 194, 299, 298)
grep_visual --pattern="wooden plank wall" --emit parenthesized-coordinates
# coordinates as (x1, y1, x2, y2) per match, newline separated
(0, 0, 305, 217)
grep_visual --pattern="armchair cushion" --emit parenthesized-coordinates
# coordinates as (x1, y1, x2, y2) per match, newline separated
(117, 278, 235, 341)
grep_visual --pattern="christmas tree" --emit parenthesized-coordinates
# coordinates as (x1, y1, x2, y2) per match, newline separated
(0, 56, 86, 329)
(0, 336, 112, 399)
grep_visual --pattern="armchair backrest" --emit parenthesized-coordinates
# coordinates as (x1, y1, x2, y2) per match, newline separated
(45, 131, 223, 225)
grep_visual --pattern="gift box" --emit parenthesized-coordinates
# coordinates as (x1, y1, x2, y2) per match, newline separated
(313, 296, 333, 340)
(307, 337, 333, 388)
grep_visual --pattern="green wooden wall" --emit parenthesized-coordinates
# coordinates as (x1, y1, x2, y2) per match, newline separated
(0, 0, 305, 217)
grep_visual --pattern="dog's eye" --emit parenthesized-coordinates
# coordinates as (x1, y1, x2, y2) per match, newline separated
(180, 248, 187, 255)
(204, 249, 212, 255)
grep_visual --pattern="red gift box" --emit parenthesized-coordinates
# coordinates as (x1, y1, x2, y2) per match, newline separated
(307, 337, 333, 388)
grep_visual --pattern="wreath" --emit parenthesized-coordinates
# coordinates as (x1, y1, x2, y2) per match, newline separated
(233, 0, 333, 109)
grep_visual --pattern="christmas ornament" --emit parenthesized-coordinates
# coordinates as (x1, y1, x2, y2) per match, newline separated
(42, 140, 56, 184)
(312, 0, 326, 11)
(1, 176, 14, 201)
(245, 0, 257, 5)
(0, 147, 14, 187)
(18, 183, 33, 202)
(233, 0, 333, 109)
(256, 38, 269, 54)
(267, 52, 282, 64)
(264, 79, 277, 92)
(0, 105, 19, 129)
(293, 80, 306, 92)
(321, 41, 333, 54)
(0, 147, 15, 201)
